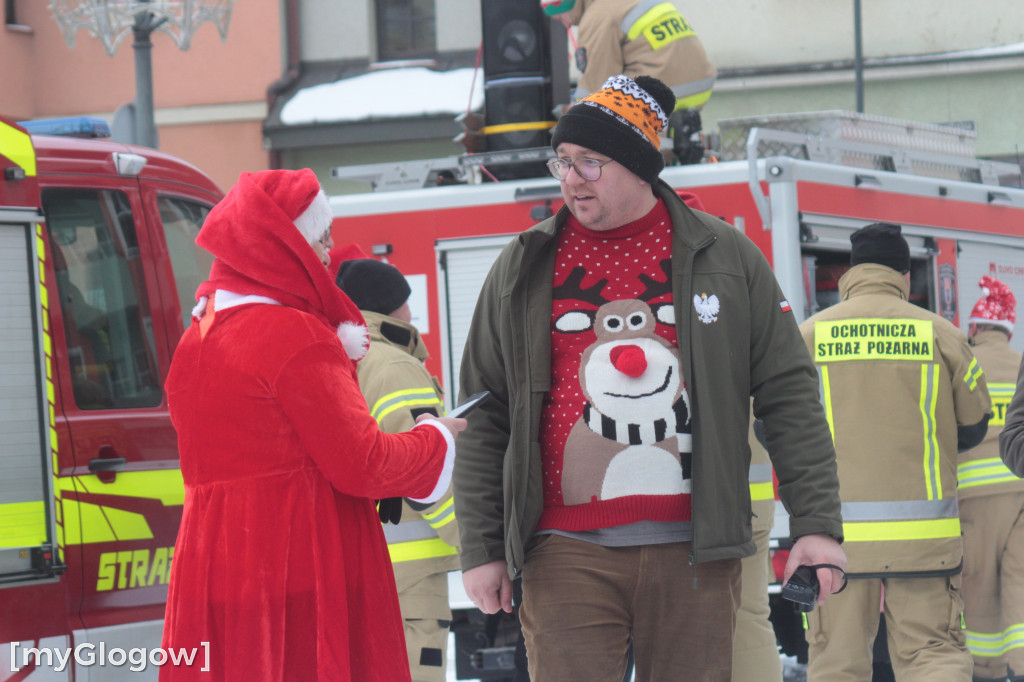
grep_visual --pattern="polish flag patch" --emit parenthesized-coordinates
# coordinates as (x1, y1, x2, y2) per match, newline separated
(780, 300, 792, 313)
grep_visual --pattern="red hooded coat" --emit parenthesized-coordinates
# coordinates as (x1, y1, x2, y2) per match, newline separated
(160, 170, 449, 680)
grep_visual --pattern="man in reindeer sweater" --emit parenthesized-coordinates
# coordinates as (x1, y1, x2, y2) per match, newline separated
(454, 74, 846, 681)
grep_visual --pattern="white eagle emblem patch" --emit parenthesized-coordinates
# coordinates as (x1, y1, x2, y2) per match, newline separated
(693, 293, 720, 324)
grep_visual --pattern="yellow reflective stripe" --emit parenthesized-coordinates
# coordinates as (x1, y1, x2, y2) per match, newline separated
(958, 457, 1021, 488)
(749, 481, 774, 501)
(675, 89, 712, 110)
(842, 516, 960, 542)
(387, 537, 459, 563)
(988, 382, 1015, 426)
(1006, 624, 1024, 653)
(422, 496, 456, 529)
(963, 356, 983, 391)
(0, 501, 47, 549)
(0, 120, 37, 176)
(966, 624, 1024, 657)
(480, 121, 556, 135)
(820, 365, 836, 441)
(370, 388, 443, 424)
(919, 364, 942, 500)
(422, 497, 453, 521)
(966, 629, 1004, 656)
(55, 469, 185, 507)
(36, 223, 64, 562)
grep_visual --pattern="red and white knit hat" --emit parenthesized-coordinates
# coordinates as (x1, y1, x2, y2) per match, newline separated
(968, 275, 1016, 332)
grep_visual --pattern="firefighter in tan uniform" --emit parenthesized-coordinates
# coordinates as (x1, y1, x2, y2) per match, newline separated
(733, 415, 784, 682)
(541, 0, 716, 163)
(336, 258, 460, 682)
(799, 223, 991, 682)
(960, 276, 1024, 682)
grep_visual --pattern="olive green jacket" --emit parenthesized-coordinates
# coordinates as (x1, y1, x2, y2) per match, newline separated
(454, 180, 842, 577)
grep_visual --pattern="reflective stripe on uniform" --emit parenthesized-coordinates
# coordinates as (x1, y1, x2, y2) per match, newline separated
(370, 387, 443, 424)
(920, 363, 942, 500)
(819, 365, 836, 440)
(387, 537, 459, 563)
(0, 120, 37, 176)
(383, 519, 439, 544)
(841, 499, 960, 541)
(966, 623, 1024, 657)
(957, 456, 1021, 489)
(842, 498, 959, 521)
(963, 356, 984, 391)
(987, 381, 1015, 426)
(748, 463, 774, 501)
(672, 81, 714, 110)
(422, 496, 456, 530)
(841, 498, 960, 542)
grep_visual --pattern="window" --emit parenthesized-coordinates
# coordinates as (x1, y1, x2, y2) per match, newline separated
(376, 0, 436, 61)
(157, 196, 213, 329)
(4, 0, 16, 26)
(43, 189, 162, 410)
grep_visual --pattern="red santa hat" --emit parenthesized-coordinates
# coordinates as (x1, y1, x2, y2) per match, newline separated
(968, 275, 1016, 333)
(247, 168, 331, 245)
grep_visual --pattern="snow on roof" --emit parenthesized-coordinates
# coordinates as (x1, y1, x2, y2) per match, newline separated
(281, 66, 485, 126)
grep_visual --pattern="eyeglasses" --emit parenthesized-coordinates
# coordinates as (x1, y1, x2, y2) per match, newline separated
(546, 157, 614, 182)
(316, 230, 333, 249)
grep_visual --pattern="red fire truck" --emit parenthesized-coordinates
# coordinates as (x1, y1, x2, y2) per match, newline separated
(0, 116, 221, 679)
(327, 110, 1024, 678)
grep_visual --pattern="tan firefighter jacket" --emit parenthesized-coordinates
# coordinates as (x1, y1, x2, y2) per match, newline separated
(959, 329, 1024, 499)
(566, 0, 716, 109)
(355, 311, 460, 614)
(799, 264, 991, 577)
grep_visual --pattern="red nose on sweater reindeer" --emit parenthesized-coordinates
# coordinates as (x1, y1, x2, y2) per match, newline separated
(609, 345, 647, 377)
(552, 263, 692, 506)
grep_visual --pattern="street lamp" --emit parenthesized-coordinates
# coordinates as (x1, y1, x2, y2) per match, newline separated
(48, 0, 235, 148)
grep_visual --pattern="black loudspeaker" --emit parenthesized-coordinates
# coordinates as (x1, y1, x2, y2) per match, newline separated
(484, 80, 550, 151)
(480, 0, 567, 179)
(481, 1, 550, 79)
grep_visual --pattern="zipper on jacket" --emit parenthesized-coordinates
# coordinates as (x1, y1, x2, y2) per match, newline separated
(690, 552, 698, 590)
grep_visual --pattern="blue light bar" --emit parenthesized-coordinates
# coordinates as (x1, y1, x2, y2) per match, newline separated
(18, 117, 111, 139)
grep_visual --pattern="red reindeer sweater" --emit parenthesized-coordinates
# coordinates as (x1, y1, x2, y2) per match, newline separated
(537, 197, 696, 533)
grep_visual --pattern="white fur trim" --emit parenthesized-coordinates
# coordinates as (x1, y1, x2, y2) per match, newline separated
(191, 295, 209, 321)
(969, 316, 1014, 333)
(337, 321, 369, 360)
(215, 290, 281, 311)
(294, 189, 332, 245)
(408, 420, 456, 505)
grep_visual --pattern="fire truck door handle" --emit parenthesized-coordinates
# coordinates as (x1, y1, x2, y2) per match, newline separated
(88, 450, 127, 472)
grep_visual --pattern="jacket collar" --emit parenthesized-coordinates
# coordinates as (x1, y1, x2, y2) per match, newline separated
(362, 310, 429, 362)
(839, 263, 910, 301)
(970, 328, 1011, 349)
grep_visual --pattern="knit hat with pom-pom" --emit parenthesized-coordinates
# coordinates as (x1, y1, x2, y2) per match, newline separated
(551, 74, 675, 184)
(969, 275, 1016, 333)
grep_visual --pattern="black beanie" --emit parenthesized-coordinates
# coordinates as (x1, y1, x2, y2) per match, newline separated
(850, 222, 911, 274)
(334, 258, 411, 315)
(551, 75, 676, 184)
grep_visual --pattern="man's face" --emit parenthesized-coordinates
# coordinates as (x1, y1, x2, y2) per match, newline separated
(555, 142, 653, 232)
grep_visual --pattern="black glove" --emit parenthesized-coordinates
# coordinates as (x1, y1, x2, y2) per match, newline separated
(377, 497, 403, 525)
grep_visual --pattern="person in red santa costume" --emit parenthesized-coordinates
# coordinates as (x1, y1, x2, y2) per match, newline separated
(159, 168, 466, 681)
